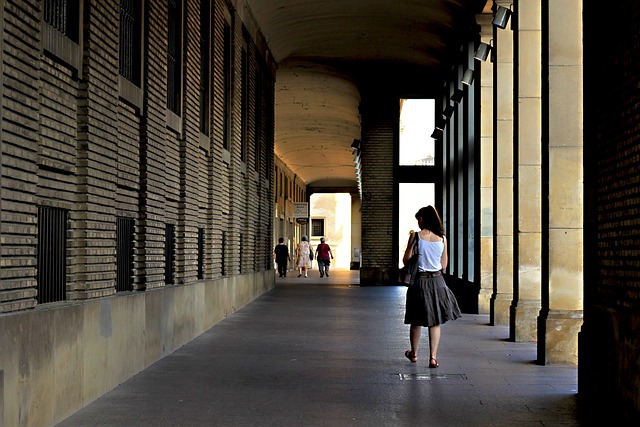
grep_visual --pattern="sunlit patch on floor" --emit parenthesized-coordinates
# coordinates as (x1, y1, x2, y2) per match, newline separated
(395, 373, 467, 381)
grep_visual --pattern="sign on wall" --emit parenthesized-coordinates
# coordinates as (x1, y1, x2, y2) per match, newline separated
(293, 202, 308, 218)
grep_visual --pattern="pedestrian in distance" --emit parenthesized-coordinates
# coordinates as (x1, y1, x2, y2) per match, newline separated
(315, 237, 333, 278)
(296, 235, 312, 278)
(273, 237, 290, 278)
(402, 205, 461, 368)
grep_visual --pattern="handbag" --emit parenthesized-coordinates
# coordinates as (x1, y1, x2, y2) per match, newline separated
(399, 232, 420, 286)
(309, 250, 314, 261)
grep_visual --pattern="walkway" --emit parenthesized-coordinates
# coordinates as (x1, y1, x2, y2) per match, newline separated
(57, 270, 581, 426)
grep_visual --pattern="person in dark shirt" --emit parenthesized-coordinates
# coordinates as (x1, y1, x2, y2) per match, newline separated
(273, 237, 290, 277)
(315, 237, 333, 278)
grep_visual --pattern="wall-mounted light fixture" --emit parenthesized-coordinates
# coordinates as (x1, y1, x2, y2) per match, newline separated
(442, 105, 455, 119)
(434, 118, 445, 131)
(430, 128, 443, 140)
(351, 139, 360, 150)
(474, 41, 493, 62)
(451, 89, 464, 103)
(462, 69, 474, 86)
(492, 5, 512, 29)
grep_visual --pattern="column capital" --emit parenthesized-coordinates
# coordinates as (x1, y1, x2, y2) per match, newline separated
(476, 13, 493, 36)
(494, 0, 512, 7)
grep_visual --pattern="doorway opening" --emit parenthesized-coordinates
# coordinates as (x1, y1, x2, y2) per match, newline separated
(309, 193, 352, 270)
(398, 98, 437, 268)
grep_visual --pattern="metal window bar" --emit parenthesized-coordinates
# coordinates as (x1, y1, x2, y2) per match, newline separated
(167, 0, 181, 114)
(165, 224, 175, 284)
(197, 227, 205, 279)
(254, 65, 263, 173)
(199, 0, 211, 135)
(44, 0, 79, 42)
(119, 0, 136, 81)
(253, 235, 257, 270)
(241, 44, 248, 162)
(116, 218, 135, 292)
(221, 231, 226, 276)
(312, 219, 325, 237)
(239, 233, 244, 273)
(223, 22, 232, 149)
(37, 207, 67, 304)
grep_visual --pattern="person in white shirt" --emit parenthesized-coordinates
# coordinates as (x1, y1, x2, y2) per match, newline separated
(402, 206, 461, 368)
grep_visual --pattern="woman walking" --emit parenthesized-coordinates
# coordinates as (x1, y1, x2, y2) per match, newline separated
(296, 235, 312, 278)
(403, 206, 461, 368)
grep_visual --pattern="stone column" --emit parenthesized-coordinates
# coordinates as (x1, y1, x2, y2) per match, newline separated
(541, 0, 583, 364)
(477, 13, 494, 315)
(511, 1, 542, 342)
(490, 0, 514, 326)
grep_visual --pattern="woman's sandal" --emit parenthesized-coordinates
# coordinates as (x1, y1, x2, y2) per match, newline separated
(429, 357, 439, 368)
(404, 350, 417, 363)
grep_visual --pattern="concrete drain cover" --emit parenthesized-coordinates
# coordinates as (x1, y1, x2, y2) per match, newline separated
(396, 373, 467, 381)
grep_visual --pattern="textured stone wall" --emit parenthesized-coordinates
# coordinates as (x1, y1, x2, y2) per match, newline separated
(581, 0, 640, 421)
(359, 95, 396, 284)
(0, 0, 276, 425)
(0, 0, 275, 311)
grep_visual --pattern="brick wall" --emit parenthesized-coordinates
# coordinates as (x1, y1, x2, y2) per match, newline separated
(1, 0, 40, 311)
(359, 96, 397, 284)
(581, 0, 640, 421)
(0, 0, 276, 312)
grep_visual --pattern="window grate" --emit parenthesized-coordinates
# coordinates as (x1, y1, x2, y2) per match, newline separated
(311, 219, 325, 237)
(221, 231, 226, 276)
(119, 0, 141, 84)
(116, 218, 135, 292)
(167, 0, 182, 114)
(37, 207, 67, 304)
(165, 224, 175, 284)
(44, 0, 80, 42)
(223, 21, 232, 149)
(240, 35, 249, 162)
(239, 233, 244, 273)
(199, 0, 211, 134)
(197, 227, 205, 279)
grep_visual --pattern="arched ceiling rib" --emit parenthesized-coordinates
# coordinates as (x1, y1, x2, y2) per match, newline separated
(245, 0, 490, 188)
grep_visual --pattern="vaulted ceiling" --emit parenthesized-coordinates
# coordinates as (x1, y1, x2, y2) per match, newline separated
(245, 0, 490, 189)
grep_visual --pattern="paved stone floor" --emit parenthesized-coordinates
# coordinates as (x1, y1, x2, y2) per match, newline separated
(57, 270, 582, 426)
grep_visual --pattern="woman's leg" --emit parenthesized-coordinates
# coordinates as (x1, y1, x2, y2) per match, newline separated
(428, 325, 441, 361)
(410, 324, 422, 356)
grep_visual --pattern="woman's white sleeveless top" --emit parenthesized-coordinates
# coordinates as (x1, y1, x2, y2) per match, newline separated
(417, 236, 444, 272)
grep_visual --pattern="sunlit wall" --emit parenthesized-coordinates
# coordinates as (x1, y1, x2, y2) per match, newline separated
(310, 193, 352, 270)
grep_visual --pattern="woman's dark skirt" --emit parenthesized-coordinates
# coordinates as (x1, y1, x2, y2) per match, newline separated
(404, 273, 461, 327)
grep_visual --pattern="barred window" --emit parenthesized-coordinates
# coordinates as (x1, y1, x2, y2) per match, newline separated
(197, 227, 205, 279)
(116, 218, 135, 292)
(223, 20, 232, 150)
(254, 61, 263, 173)
(240, 32, 249, 163)
(311, 219, 325, 237)
(167, 0, 183, 115)
(165, 224, 176, 284)
(119, 0, 142, 86)
(37, 207, 68, 304)
(44, 0, 80, 43)
(221, 231, 227, 276)
(199, 0, 212, 135)
(239, 233, 244, 273)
